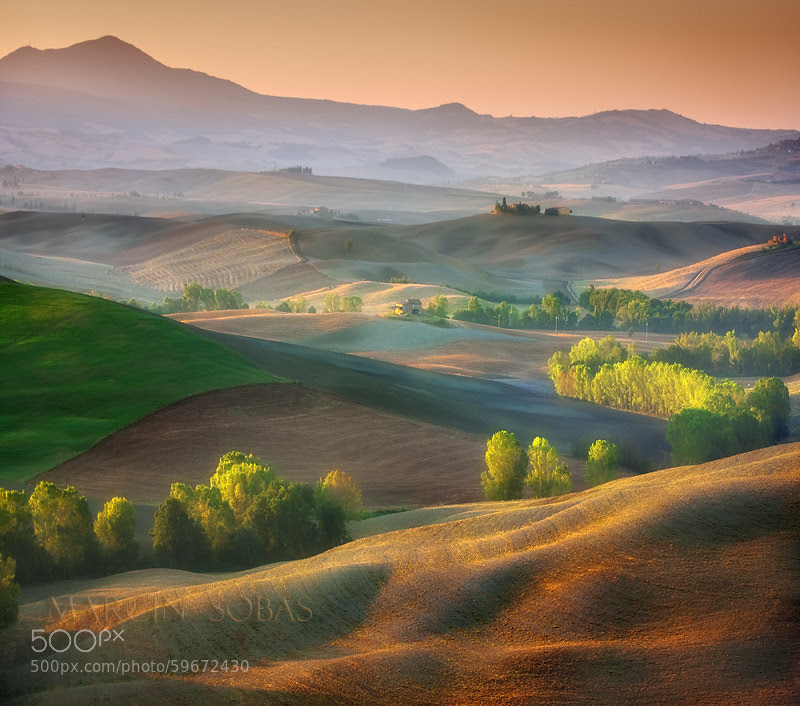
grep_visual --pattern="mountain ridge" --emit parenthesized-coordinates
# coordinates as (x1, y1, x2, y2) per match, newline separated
(1, 36, 797, 176)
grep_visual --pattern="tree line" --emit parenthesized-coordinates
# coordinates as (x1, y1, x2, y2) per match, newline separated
(151, 452, 360, 571)
(480, 431, 618, 501)
(0, 455, 362, 627)
(443, 286, 800, 343)
(650, 330, 800, 377)
(0, 484, 138, 627)
(548, 335, 790, 464)
(135, 282, 249, 314)
(579, 285, 800, 337)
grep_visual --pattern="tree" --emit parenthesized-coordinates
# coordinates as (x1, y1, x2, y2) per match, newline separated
(94, 497, 138, 572)
(176, 484, 241, 569)
(427, 295, 449, 319)
(0, 489, 49, 583)
(666, 408, 735, 465)
(525, 437, 572, 497)
(481, 431, 527, 500)
(746, 377, 791, 441)
(315, 484, 350, 550)
(151, 497, 207, 570)
(324, 292, 342, 313)
(319, 470, 362, 519)
(341, 295, 363, 312)
(585, 440, 618, 487)
(28, 482, 96, 575)
(244, 479, 317, 560)
(210, 451, 276, 521)
(0, 554, 20, 628)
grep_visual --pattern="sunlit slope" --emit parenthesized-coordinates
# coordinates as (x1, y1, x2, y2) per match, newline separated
(4, 444, 798, 703)
(600, 243, 800, 308)
(0, 281, 279, 481)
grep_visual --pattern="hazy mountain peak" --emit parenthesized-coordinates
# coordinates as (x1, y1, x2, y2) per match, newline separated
(419, 102, 480, 118)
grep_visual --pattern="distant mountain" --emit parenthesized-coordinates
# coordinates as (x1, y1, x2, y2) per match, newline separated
(1, 36, 797, 177)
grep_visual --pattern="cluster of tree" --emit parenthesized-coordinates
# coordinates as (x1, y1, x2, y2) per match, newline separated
(666, 378, 790, 465)
(275, 296, 316, 313)
(481, 431, 620, 501)
(322, 293, 363, 313)
(651, 330, 800, 377)
(151, 452, 360, 571)
(452, 293, 576, 329)
(494, 197, 542, 215)
(0, 484, 139, 626)
(579, 285, 799, 337)
(549, 336, 790, 464)
(151, 282, 248, 314)
(426, 295, 449, 318)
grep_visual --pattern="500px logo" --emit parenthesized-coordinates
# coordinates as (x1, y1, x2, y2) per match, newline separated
(31, 628, 125, 654)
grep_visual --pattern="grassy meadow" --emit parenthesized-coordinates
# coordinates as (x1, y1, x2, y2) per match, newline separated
(0, 281, 280, 482)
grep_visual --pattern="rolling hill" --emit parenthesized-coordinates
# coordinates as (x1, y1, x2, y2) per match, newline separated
(3, 443, 798, 702)
(599, 242, 800, 308)
(0, 165, 496, 223)
(0, 281, 279, 482)
(1, 36, 795, 176)
(4, 209, 796, 306)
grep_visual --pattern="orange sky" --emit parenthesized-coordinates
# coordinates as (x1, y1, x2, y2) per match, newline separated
(1, 0, 798, 129)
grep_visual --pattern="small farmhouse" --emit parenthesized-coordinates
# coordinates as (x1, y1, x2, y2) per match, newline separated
(394, 298, 423, 315)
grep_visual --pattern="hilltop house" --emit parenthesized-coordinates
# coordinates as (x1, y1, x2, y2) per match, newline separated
(394, 298, 423, 315)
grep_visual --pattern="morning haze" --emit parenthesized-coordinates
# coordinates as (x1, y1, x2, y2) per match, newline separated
(0, 5, 799, 703)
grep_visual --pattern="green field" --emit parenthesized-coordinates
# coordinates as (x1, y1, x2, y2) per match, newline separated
(0, 281, 281, 482)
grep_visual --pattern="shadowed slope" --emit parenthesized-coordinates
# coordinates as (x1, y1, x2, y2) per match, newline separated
(3, 444, 798, 703)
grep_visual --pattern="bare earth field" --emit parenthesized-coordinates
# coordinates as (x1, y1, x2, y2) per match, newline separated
(4, 444, 798, 703)
(38, 383, 490, 509)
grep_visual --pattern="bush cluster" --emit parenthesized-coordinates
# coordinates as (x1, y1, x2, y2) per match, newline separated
(151, 453, 358, 571)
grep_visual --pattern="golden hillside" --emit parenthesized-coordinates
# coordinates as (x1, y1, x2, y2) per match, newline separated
(3, 444, 798, 703)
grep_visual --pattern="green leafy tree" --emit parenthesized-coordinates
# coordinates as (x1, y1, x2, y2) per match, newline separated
(427, 295, 449, 318)
(341, 295, 363, 312)
(525, 437, 572, 497)
(746, 377, 791, 441)
(666, 409, 735, 465)
(319, 470, 363, 519)
(210, 451, 276, 521)
(183, 483, 242, 569)
(324, 292, 342, 313)
(585, 440, 618, 487)
(315, 483, 350, 550)
(151, 497, 208, 570)
(28, 482, 96, 575)
(245, 479, 318, 560)
(94, 497, 138, 572)
(0, 554, 20, 628)
(0, 489, 49, 583)
(481, 431, 527, 500)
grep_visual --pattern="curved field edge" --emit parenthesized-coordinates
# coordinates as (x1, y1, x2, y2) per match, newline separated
(2, 443, 798, 703)
(0, 281, 281, 482)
